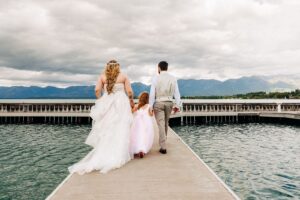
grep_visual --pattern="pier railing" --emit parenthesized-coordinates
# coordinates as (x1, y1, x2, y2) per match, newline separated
(0, 99, 300, 114)
(0, 99, 94, 113)
(181, 99, 300, 113)
(0, 99, 299, 124)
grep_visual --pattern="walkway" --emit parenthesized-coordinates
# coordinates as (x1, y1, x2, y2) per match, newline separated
(47, 128, 239, 200)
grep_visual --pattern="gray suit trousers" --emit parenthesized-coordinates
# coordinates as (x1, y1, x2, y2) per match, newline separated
(154, 101, 173, 149)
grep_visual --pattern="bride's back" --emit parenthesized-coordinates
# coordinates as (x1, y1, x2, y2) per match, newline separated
(95, 72, 133, 98)
(102, 73, 126, 85)
(95, 60, 133, 101)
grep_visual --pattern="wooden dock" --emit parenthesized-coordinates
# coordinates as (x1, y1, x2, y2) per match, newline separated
(46, 128, 239, 200)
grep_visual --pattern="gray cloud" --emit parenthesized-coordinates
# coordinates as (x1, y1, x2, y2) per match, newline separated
(0, 0, 299, 86)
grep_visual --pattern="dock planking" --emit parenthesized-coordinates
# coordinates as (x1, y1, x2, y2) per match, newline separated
(46, 128, 239, 200)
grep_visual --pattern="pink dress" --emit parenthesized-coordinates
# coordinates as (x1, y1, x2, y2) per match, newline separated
(130, 104, 155, 155)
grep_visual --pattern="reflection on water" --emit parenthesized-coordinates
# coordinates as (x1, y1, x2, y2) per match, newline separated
(0, 125, 91, 200)
(173, 123, 300, 200)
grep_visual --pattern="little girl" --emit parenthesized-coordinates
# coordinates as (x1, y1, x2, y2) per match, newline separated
(130, 92, 155, 158)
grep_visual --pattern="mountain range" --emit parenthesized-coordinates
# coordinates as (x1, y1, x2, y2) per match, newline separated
(0, 76, 297, 99)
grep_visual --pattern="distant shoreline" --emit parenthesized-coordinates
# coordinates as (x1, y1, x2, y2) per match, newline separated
(0, 89, 299, 99)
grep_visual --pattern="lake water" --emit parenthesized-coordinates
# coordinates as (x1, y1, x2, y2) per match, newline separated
(0, 124, 299, 200)
(173, 124, 300, 200)
(0, 125, 91, 200)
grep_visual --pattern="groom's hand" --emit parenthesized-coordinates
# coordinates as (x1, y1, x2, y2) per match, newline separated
(173, 107, 180, 113)
(149, 107, 154, 115)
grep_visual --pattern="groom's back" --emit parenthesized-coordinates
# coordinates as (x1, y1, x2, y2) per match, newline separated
(156, 72, 176, 101)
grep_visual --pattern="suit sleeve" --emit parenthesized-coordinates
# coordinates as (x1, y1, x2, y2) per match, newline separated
(174, 79, 182, 108)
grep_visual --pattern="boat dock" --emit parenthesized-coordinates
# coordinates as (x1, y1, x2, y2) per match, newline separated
(46, 128, 240, 200)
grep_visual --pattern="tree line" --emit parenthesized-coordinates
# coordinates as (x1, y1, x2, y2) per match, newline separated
(182, 89, 300, 99)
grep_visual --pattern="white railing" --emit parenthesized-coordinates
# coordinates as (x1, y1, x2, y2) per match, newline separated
(0, 99, 300, 114)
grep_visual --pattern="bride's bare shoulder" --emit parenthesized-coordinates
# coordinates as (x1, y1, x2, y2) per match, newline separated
(118, 72, 126, 78)
(118, 73, 129, 81)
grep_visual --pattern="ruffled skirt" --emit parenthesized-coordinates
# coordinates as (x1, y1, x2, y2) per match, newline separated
(68, 91, 133, 174)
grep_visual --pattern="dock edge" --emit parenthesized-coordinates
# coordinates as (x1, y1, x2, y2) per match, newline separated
(170, 128, 241, 200)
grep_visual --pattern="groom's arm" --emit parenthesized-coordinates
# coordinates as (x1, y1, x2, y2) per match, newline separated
(149, 76, 157, 109)
(174, 79, 182, 109)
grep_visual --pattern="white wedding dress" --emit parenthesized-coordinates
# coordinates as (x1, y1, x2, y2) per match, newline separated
(68, 83, 133, 174)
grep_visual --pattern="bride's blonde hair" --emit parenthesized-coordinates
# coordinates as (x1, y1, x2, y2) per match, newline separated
(105, 60, 120, 94)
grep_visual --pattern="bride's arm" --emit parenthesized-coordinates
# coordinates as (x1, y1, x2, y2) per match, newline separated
(95, 75, 104, 99)
(124, 75, 134, 108)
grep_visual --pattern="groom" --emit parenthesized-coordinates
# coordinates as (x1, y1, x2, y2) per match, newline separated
(149, 61, 182, 154)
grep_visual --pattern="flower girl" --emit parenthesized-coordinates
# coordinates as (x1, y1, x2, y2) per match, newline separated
(130, 92, 156, 158)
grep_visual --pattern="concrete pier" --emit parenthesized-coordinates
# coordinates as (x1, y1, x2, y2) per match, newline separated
(46, 128, 239, 200)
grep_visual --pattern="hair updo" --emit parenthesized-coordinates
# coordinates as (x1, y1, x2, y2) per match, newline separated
(105, 60, 120, 94)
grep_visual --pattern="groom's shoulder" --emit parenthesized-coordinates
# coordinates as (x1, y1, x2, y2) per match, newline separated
(166, 73, 177, 81)
(150, 75, 160, 85)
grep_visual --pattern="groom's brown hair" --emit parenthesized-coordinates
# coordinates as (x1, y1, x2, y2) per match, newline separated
(158, 61, 168, 71)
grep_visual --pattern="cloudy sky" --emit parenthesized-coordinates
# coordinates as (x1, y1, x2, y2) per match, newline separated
(0, 0, 299, 87)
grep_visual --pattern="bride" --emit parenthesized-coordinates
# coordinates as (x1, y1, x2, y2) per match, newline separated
(69, 60, 135, 174)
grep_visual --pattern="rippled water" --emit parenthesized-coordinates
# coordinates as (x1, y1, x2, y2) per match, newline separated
(0, 125, 91, 200)
(1, 124, 299, 200)
(173, 124, 300, 200)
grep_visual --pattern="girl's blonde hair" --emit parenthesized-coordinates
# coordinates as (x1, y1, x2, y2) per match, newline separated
(105, 60, 120, 94)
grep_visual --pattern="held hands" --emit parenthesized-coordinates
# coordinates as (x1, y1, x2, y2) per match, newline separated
(132, 106, 138, 113)
(172, 106, 180, 114)
(149, 107, 154, 116)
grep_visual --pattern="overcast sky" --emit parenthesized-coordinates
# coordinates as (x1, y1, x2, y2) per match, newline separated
(0, 0, 299, 87)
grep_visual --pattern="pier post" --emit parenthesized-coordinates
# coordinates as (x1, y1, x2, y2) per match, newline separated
(277, 103, 282, 113)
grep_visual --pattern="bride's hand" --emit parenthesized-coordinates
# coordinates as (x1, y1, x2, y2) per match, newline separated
(130, 99, 135, 108)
